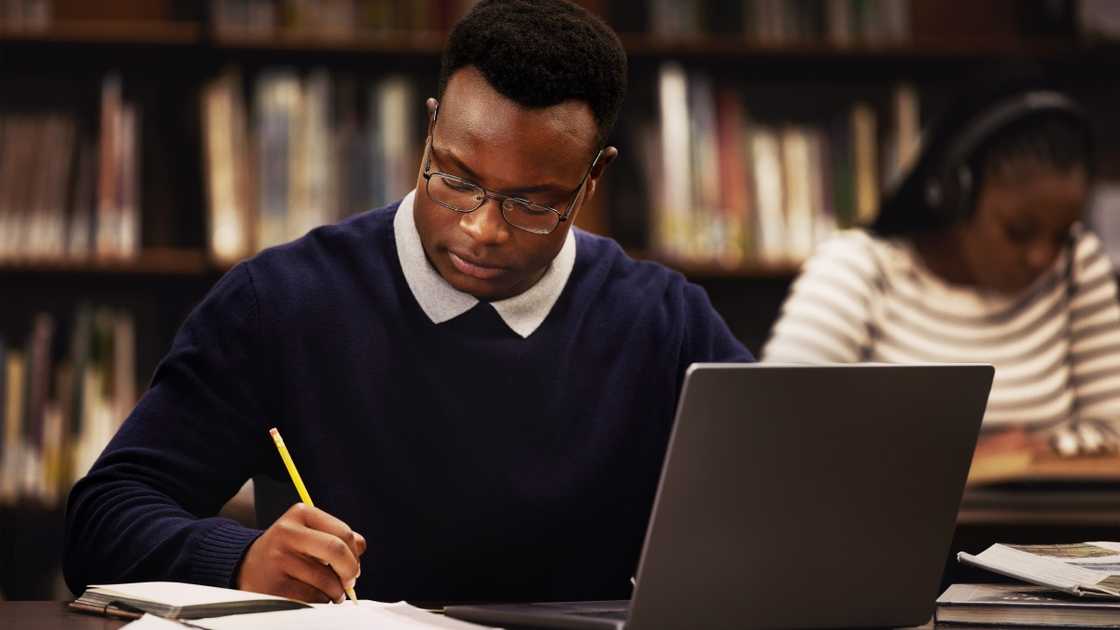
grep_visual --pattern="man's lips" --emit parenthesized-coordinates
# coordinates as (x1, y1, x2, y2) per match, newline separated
(448, 251, 506, 280)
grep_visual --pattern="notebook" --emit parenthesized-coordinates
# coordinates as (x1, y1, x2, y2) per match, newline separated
(70, 581, 310, 619)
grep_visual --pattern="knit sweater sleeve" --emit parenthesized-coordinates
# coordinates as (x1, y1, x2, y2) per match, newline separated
(677, 280, 756, 374)
(63, 263, 275, 594)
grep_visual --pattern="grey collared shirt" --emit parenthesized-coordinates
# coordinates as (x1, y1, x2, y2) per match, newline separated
(393, 189, 577, 338)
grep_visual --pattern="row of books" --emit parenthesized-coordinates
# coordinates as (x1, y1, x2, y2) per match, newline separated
(203, 68, 420, 264)
(210, 0, 477, 37)
(0, 74, 140, 263)
(643, 63, 919, 266)
(0, 307, 136, 507)
(612, 0, 910, 45)
(0, 0, 49, 29)
(1079, 0, 1120, 40)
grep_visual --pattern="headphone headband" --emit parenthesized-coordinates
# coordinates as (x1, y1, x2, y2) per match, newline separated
(924, 90, 1089, 215)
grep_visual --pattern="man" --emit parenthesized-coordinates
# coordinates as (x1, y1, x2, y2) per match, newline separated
(64, 0, 752, 604)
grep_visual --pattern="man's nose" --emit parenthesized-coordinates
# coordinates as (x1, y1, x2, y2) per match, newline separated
(459, 196, 512, 245)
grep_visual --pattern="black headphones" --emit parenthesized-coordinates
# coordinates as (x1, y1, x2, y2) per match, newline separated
(923, 90, 1090, 224)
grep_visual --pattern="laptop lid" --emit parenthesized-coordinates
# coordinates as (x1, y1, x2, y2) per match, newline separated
(626, 363, 992, 629)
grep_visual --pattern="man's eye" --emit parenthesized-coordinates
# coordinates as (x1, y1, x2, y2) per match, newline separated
(444, 178, 476, 193)
(518, 202, 554, 216)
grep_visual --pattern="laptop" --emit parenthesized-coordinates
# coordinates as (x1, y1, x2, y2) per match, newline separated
(445, 363, 994, 629)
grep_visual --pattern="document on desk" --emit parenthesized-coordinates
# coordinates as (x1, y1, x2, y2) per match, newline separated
(180, 601, 494, 629)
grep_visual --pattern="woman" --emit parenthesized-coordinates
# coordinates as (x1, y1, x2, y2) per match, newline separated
(762, 70, 1120, 454)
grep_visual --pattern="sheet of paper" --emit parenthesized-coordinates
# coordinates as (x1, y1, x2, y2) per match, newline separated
(88, 582, 293, 607)
(122, 614, 193, 628)
(190, 600, 494, 629)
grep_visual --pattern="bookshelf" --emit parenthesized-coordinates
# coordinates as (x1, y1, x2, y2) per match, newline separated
(0, 19, 200, 44)
(3, 0, 1119, 601)
(0, 248, 215, 276)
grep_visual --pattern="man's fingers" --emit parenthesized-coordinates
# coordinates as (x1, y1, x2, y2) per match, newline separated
(293, 504, 365, 560)
(283, 524, 360, 589)
(279, 552, 346, 603)
(278, 576, 334, 604)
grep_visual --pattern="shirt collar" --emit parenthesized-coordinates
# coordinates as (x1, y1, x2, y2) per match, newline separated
(393, 189, 576, 338)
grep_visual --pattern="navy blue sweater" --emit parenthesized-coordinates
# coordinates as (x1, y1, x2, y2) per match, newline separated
(64, 200, 753, 602)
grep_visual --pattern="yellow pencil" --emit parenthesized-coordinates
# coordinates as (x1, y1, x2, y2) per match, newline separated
(269, 427, 358, 603)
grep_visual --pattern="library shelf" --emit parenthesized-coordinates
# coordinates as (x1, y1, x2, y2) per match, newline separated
(210, 30, 447, 56)
(0, 20, 200, 46)
(617, 35, 1074, 61)
(627, 250, 802, 279)
(0, 248, 215, 277)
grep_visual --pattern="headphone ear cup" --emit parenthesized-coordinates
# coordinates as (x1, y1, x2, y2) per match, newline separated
(924, 164, 974, 225)
(945, 164, 974, 221)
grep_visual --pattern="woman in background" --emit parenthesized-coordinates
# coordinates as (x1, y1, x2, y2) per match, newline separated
(763, 69, 1120, 454)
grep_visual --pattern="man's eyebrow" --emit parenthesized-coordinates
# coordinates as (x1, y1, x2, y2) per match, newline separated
(432, 143, 571, 197)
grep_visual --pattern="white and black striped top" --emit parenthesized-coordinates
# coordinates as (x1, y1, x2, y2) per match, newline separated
(762, 226, 1120, 429)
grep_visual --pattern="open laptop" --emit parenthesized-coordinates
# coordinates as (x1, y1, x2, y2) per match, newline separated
(445, 363, 994, 629)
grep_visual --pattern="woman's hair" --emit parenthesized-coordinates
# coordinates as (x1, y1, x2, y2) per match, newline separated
(870, 66, 1093, 238)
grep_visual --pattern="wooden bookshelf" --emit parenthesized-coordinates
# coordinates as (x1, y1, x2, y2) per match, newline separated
(0, 20, 200, 46)
(627, 250, 802, 279)
(211, 30, 446, 55)
(0, 248, 215, 276)
(618, 35, 1075, 61)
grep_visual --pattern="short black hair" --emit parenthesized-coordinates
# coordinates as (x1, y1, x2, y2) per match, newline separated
(438, 0, 627, 147)
(872, 64, 1093, 237)
(973, 115, 1091, 184)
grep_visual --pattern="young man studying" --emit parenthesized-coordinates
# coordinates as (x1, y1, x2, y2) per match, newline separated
(63, 0, 752, 605)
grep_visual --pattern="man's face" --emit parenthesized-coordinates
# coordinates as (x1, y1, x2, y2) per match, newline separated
(413, 66, 615, 301)
(957, 162, 1088, 293)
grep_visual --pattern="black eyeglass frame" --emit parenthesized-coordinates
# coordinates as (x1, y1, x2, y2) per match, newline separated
(421, 132, 604, 236)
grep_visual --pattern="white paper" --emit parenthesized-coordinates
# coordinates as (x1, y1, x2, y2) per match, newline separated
(191, 600, 495, 629)
(122, 614, 194, 628)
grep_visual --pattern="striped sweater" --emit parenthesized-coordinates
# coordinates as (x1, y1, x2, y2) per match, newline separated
(762, 226, 1120, 429)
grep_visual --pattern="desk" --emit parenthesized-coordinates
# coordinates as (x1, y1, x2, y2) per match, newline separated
(0, 601, 127, 629)
(0, 602, 1050, 629)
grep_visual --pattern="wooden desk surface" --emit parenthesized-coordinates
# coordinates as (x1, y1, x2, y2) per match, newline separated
(0, 602, 128, 629)
(0, 601, 1032, 629)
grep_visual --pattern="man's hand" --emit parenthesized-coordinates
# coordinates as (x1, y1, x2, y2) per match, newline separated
(236, 503, 366, 603)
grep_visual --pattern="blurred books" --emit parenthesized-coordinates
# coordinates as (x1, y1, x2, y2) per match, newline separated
(210, 0, 476, 38)
(0, 73, 140, 263)
(612, 0, 910, 45)
(639, 63, 918, 268)
(0, 306, 137, 507)
(202, 68, 420, 265)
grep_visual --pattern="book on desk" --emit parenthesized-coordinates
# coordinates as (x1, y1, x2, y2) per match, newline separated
(937, 583, 1120, 628)
(939, 541, 1120, 627)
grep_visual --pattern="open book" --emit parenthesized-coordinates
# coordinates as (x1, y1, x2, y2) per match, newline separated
(959, 542, 1120, 598)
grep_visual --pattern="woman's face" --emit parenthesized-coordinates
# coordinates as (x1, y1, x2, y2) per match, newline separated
(956, 162, 1089, 293)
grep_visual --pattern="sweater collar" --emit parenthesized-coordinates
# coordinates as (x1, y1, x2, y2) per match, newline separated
(393, 190, 576, 338)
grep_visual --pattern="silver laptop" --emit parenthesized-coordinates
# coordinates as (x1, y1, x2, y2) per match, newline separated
(445, 363, 993, 629)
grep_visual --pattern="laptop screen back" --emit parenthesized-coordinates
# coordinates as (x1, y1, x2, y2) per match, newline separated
(628, 363, 992, 630)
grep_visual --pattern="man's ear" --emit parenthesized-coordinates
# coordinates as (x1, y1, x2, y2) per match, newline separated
(583, 146, 619, 204)
(589, 146, 619, 181)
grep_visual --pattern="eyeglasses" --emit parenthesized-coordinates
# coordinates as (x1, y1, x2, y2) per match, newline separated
(422, 136, 602, 236)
